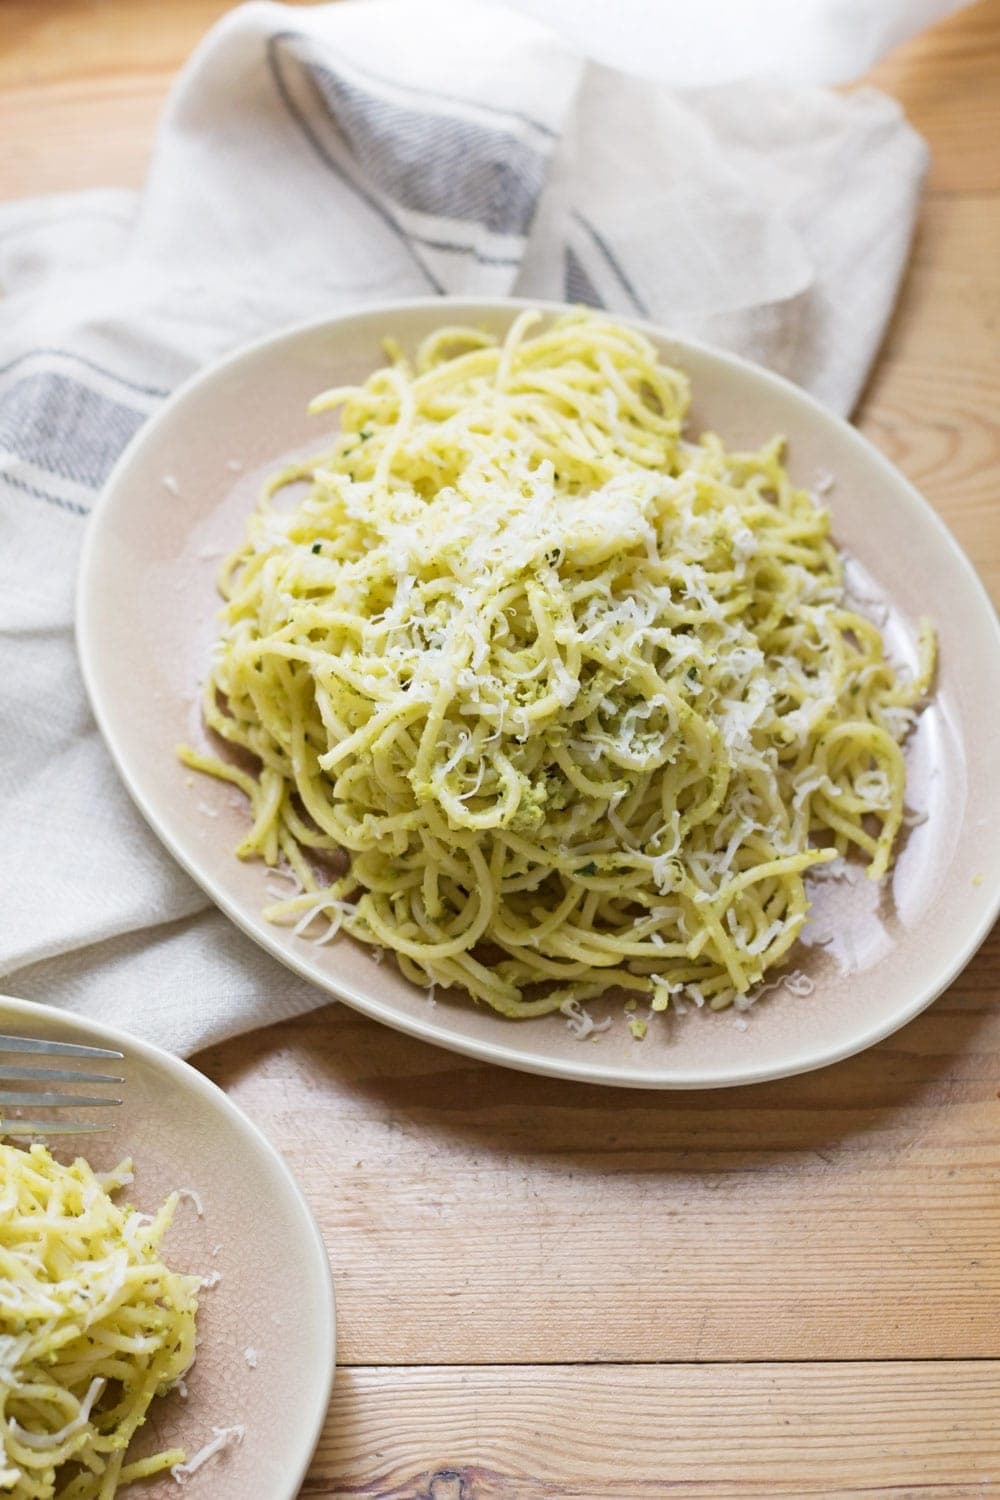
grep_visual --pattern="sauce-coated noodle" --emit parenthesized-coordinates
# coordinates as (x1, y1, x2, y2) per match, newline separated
(181, 312, 934, 1018)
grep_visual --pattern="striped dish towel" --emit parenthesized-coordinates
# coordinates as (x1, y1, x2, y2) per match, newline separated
(0, 0, 927, 1056)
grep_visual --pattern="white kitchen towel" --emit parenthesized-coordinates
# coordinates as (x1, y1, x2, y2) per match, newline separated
(0, 0, 928, 1056)
(506, 0, 968, 88)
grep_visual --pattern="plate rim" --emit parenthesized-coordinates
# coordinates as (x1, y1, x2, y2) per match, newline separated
(0, 990, 336, 1497)
(76, 295, 1000, 1090)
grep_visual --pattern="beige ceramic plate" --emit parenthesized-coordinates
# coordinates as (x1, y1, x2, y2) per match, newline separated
(77, 298, 1000, 1089)
(0, 993, 335, 1497)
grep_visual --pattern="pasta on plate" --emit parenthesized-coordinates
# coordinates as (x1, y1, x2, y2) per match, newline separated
(181, 311, 934, 1024)
(0, 1143, 198, 1500)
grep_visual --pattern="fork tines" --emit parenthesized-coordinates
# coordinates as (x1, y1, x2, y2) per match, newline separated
(0, 1031, 125, 1138)
(0, 1033, 123, 1060)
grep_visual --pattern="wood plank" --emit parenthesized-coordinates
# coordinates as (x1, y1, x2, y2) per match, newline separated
(1, 6, 996, 612)
(856, 193, 1000, 600)
(3, 0, 999, 1421)
(0, 0, 241, 86)
(866, 0, 1000, 194)
(197, 923, 1000, 1365)
(309, 1363, 1000, 1498)
(0, 0, 998, 200)
(0, 0, 326, 199)
(0, 77, 179, 198)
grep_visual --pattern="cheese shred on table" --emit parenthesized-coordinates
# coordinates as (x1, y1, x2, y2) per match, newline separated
(0, 1142, 199, 1498)
(180, 310, 934, 1018)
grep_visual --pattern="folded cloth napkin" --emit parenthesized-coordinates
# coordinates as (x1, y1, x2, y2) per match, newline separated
(0, 0, 928, 1056)
(506, 0, 968, 88)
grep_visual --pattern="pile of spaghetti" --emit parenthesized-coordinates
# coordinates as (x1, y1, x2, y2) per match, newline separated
(0, 1143, 198, 1498)
(182, 310, 934, 1020)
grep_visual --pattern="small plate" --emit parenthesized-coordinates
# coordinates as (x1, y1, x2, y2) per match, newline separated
(77, 298, 1000, 1088)
(0, 993, 335, 1497)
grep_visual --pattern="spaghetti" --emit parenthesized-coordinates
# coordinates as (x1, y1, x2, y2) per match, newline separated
(181, 311, 934, 1019)
(0, 1143, 199, 1498)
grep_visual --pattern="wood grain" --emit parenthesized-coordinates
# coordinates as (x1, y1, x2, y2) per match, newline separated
(0, 0, 999, 196)
(312, 1363, 1000, 1498)
(199, 921, 1000, 1365)
(0, 0, 326, 197)
(866, 0, 1000, 193)
(2, 0, 999, 1492)
(1, 0, 998, 607)
(857, 193, 1000, 598)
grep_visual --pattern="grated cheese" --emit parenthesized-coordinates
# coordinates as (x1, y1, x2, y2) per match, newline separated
(182, 310, 935, 1024)
(0, 1143, 198, 1498)
(171, 1425, 245, 1484)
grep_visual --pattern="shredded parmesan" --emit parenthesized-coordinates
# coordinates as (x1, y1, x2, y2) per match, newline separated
(181, 310, 935, 1022)
(176, 1187, 204, 1218)
(0, 1142, 198, 1498)
(171, 1425, 245, 1484)
(560, 998, 613, 1039)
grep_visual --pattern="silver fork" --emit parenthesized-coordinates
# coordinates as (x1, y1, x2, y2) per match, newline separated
(0, 1033, 124, 1136)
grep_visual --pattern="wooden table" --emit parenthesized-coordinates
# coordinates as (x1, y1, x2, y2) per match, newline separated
(3, 3, 998, 1493)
